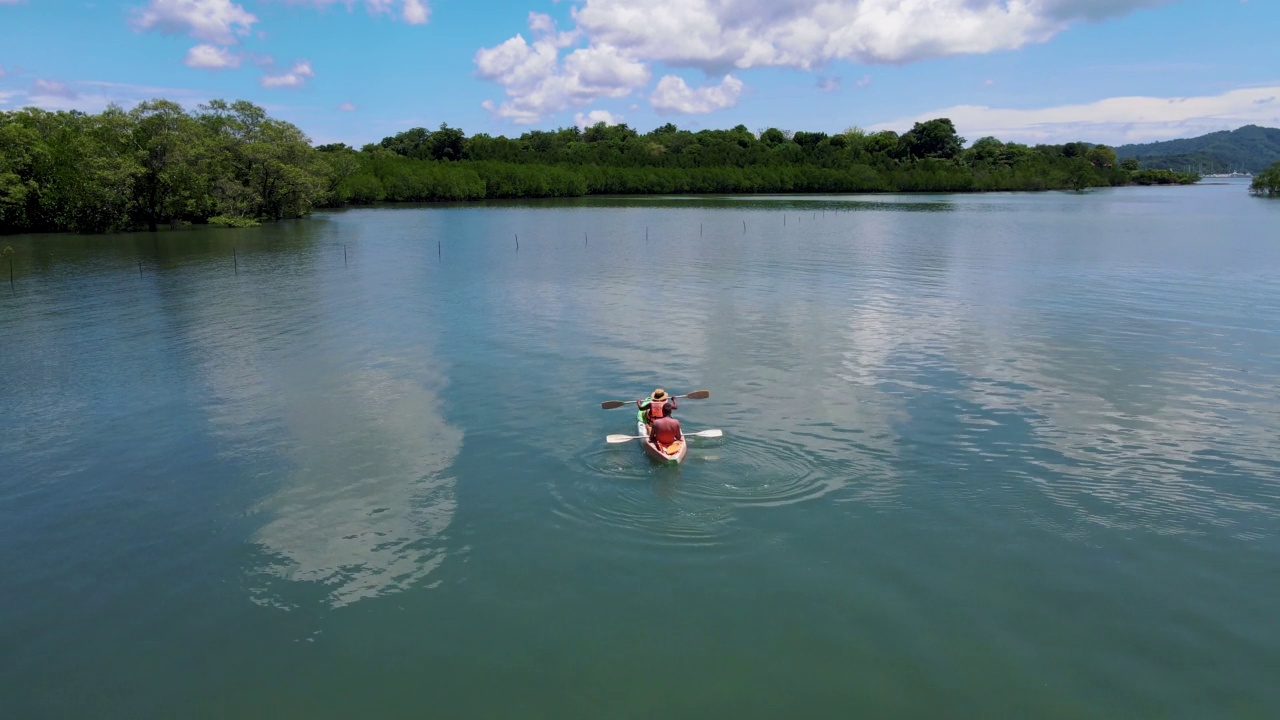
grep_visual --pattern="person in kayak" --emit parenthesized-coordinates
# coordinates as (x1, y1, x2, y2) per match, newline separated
(648, 412, 683, 453)
(637, 388, 677, 425)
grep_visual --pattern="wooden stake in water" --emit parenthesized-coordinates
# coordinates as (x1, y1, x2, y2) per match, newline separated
(700, 223, 703, 237)
(646, 226, 649, 242)
(438, 240, 441, 260)
(515, 233, 519, 251)
(584, 232, 587, 246)
(344, 245, 348, 267)
(743, 220, 746, 233)
(233, 246, 238, 275)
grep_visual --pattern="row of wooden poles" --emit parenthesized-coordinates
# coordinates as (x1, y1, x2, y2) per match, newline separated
(4, 210, 838, 288)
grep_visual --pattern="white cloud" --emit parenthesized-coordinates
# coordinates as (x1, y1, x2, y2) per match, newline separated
(574, 109, 621, 127)
(31, 78, 77, 100)
(402, 0, 429, 24)
(816, 75, 840, 92)
(572, 0, 1172, 70)
(649, 74, 743, 114)
(0, 0, 27, 4)
(260, 60, 314, 88)
(338, 100, 357, 111)
(130, 0, 258, 45)
(477, 1, 1170, 123)
(289, 0, 430, 25)
(855, 74, 872, 88)
(528, 11, 556, 34)
(869, 85, 1280, 145)
(6, 80, 211, 113)
(0, 66, 7, 77)
(184, 43, 241, 69)
(475, 17, 648, 124)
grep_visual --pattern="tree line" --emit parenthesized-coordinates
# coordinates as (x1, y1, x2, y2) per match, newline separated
(1, 100, 1199, 234)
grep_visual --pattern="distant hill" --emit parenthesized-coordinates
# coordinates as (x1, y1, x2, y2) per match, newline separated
(1114, 125, 1280, 174)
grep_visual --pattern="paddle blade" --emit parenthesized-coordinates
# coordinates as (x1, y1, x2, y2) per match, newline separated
(600, 400, 629, 409)
(606, 434, 642, 443)
(682, 390, 711, 400)
(690, 429, 723, 438)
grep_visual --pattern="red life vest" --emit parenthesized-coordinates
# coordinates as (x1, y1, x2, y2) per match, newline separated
(647, 398, 668, 420)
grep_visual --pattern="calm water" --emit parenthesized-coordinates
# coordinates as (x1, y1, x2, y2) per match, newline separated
(2, 180, 1279, 718)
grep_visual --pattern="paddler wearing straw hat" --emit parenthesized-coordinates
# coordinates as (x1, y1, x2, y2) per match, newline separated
(637, 388, 677, 426)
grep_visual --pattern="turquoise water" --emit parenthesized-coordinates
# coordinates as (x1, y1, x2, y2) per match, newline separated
(2, 180, 1278, 718)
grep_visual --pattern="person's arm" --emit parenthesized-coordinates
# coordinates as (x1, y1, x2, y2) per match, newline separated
(669, 397, 678, 412)
(637, 398, 649, 410)
(674, 421, 683, 440)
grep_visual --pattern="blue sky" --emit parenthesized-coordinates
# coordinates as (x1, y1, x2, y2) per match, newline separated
(2, 0, 1278, 148)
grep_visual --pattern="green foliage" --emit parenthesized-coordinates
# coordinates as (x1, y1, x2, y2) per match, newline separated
(1129, 169, 1199, 185)
(0, 99, 331, 234)
(207, 215, 262, 227)
(1115, 125, 1280, 174)
(900, 118, 964, 160)
(3, 100, 1238, 235)
(1250, 162, 1280, 196)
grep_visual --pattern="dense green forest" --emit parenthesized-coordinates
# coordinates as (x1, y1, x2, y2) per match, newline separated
(2, 99, 1198, 234)
(1252, 162, 1280, 196)
(1115, 125, 1280, 174)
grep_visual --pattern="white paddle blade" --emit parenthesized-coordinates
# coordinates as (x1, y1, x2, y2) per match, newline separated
(606, 434, 643, 444)
(691, 429, 723, 438)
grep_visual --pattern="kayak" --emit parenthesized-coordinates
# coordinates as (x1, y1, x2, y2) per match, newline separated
(637, 421, 687, 464)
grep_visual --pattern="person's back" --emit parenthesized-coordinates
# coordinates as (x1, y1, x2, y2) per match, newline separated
(649, 415, 682, 447)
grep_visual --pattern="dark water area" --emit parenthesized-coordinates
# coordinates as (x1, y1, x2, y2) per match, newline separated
(2, 180, 1278, 718)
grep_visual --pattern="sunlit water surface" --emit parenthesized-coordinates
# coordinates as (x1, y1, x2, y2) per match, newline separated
(2, 180, 1278, 717)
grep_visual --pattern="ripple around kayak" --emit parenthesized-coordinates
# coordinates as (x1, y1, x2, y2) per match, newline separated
(676, 432, 845, 508)
(549, 447, 740, 554)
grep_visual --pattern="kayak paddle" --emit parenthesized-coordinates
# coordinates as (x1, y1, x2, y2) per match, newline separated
(606, 429, 724, 444)
(600, 389, 710, 410)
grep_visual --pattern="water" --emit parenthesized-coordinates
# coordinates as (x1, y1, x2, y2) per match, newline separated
(2, 180, 1278, 718)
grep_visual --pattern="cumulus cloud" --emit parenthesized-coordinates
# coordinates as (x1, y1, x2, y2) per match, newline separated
(184, 43, 241, 68)
(260, 60, 314, 88)
(338, 100, 357, 111)
(649, 74, 743, 114)
(475, 0, 1174, 121)
(130, 0, 258, 44)
(869, 85, 1280, 145)
(289, 0, 430, 25)
(476, 15, 649, 123)
(574, 109, 621, 127)
(816, 75, 840, 92)
(573, 0, 1173, 70)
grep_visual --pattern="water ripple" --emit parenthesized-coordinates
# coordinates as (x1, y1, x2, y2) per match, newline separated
(547, 447, 739, 555)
